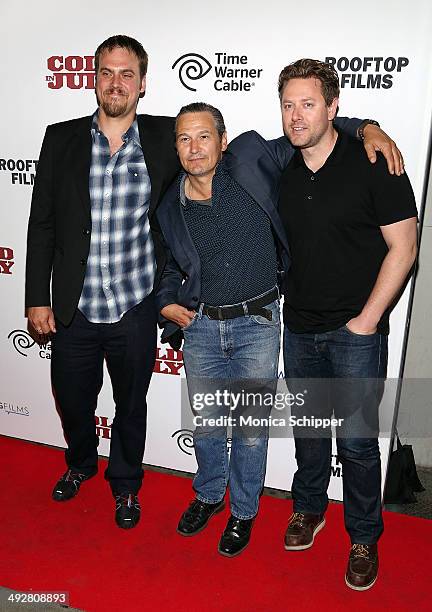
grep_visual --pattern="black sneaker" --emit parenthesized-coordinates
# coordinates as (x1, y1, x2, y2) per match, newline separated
(115, 493, 141, 529)
(52, 469, 96, 502)
(177, 499, 225, 536)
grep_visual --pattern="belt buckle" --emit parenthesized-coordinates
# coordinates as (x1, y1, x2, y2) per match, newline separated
(206, 307, 219, 320)
(209, 306, 225, 320)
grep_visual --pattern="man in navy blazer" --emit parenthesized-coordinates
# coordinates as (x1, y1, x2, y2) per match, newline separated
(155, 102, 400, 556)
(156, 128, 292, 349)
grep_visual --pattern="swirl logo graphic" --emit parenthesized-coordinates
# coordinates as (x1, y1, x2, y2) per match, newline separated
(172, 53, 212, 92)
(171, 429, 194, 455)
(8, 329, 36, 357)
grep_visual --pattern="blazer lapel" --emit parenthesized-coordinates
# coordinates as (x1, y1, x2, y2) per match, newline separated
(70, 117, 92, 217)
(159, 178, 202, 278)
(137, 115, 166, 217)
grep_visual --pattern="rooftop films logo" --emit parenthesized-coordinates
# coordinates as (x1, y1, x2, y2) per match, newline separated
(46, 55, 95, 90)
(325, 56, 409, 89)
(172, 52, 263, 92)
(0, 402, 30, 417)
(0, 159, 38, 186)
(0, 247, 14, 275)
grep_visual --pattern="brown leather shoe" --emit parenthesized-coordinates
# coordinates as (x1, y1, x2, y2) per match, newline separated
(284, 512, 325, 550)
(345, 543, 378, 591)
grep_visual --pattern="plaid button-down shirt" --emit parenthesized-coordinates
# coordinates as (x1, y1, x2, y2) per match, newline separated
(78, 112, 155, 323)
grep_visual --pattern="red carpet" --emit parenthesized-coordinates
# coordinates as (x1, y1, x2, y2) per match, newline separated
(1, 435, 431, 612)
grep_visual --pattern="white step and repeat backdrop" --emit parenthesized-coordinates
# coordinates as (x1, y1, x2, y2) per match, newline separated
(1, 0, 432, 499)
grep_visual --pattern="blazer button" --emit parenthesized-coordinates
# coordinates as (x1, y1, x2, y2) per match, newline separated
(80, 259, 86, 265)
(82, 228, 90, 235)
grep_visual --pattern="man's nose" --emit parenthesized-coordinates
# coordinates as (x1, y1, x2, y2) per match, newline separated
(112, 72, 122, 88)
(189, 138, 199, 153)
(292, 106, 302, 122)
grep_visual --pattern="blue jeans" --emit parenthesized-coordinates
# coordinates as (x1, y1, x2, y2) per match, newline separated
(182, 298, 280, 519)
(283, 325, 388, 544)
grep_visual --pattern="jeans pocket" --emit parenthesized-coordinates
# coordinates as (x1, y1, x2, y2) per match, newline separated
(182, 314, 197, 331)
(250, 314, 279, 326)
(250, 300, 280, 326)
(343, 324, 377, 337)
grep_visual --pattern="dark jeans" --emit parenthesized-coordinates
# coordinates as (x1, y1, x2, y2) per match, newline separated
(51, 295, 157, 495)
(283, 325, 388, 544)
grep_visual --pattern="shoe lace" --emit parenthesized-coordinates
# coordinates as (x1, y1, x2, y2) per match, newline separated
(290, 512, 307, 527)
(351, 544, 371, 558)
(64, 469, 85, 482)
(116, 493, 132, 507)
(189, 499, 206, 513)
(115, 493, 140, 509)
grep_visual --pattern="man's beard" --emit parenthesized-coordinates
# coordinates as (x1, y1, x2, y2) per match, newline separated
(100, 88, 128, 117)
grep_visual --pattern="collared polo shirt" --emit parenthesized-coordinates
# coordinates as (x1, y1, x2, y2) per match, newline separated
(279, 130, 417, 334)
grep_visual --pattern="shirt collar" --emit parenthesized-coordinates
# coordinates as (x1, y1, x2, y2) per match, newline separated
(179, 161, 227, 207)
(90, 110, 141, 148)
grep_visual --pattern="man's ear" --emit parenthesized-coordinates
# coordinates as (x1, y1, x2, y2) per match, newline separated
(328, 97, 339, 121)
(221, 131, 228, 152)
(139, 75, 146, 97)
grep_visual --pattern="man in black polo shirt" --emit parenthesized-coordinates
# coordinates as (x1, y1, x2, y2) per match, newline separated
(278, 59, 417, 590)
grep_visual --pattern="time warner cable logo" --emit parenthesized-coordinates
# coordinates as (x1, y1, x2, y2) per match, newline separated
(171, 429, 232, 455)
(7, 330, 184, 373)
(172, 52, 263, 92)
(8, 330, 51, 359)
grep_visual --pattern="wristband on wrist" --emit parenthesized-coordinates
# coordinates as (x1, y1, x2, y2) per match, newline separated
(358, 119, 380, 140)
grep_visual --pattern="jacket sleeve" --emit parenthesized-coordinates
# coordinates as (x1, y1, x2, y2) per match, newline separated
(334, 116, 363, 139)
(154, 229, 184, 318)
(25, 125, 55, 308)
(155, 238, 186, 349)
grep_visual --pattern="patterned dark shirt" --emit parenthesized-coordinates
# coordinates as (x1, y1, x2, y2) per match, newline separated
(181, 163, 278, 306)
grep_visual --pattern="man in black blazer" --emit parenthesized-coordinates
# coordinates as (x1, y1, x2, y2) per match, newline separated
(25, 35, 179, 528)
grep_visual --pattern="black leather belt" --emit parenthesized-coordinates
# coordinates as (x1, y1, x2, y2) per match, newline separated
(202, 287, 279, 321)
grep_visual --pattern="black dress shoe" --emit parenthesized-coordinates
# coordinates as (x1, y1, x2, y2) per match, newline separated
(177, 499, 225, 536)
(115, 493, 141, 529)
(218, 515, 254, 557)
(52, 469, 97, 501)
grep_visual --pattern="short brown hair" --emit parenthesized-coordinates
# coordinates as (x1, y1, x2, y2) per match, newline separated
(95, 35, 148, 79)
(278, 58, 339, 106)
